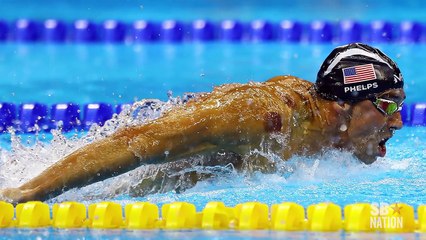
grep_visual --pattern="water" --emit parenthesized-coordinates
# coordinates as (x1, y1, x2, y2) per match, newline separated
(1, 0, 426, 239)
(0, 43, 424, 104)
(1, 41, 424, 236)
(1, 0, 426, 22)
(0, 228, 422, 240)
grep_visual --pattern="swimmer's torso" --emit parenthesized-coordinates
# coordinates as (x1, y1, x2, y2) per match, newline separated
(120, 75, 323, 164)
(128, 76, 327, 196)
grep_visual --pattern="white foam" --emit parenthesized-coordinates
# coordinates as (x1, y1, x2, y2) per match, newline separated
(0, 95, 185, 189)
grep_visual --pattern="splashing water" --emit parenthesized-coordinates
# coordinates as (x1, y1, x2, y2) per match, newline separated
(0, 94, 189, 189)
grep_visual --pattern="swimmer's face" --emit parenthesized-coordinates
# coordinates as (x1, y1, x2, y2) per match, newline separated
(346, 89, 406, 164)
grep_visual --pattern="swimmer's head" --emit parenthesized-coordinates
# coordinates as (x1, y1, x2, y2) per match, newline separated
(315, 43, 406, 164)
(315, 43, 404, 103)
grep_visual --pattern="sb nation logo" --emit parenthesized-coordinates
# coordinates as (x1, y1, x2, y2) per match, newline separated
(369, 202, 405, 230)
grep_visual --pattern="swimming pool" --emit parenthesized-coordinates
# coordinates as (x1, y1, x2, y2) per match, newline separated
(1, 0, 426, 239)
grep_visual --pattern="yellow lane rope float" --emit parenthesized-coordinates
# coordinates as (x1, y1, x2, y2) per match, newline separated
(0, 201, 422, 232)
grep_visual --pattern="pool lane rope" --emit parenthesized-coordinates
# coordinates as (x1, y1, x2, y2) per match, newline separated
(0, 19, 424, 43)
(0, 201, 425, 232)
(0, 101, 425, 134)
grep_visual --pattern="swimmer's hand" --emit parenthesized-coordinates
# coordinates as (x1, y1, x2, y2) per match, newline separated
(0, 188, 29, 204)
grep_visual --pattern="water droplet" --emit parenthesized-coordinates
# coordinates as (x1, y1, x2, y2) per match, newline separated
(367, 143, 374, 155)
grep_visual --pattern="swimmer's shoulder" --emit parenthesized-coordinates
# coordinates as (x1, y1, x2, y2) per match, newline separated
(264, 75, 314, 95)
(210, 75, 311, 95)
(265, 75, 313, 87)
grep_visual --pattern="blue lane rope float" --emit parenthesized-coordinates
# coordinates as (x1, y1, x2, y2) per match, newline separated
(42, 19, 67, 42)
(131, 20, 159, 42)
(0, 19, 424, 44)
(0, 102, 424, 133)
(338, 20, 363, 43)
(308, 20, 334, 43)
(71, 20, 99, 43)
(82, 103, 114, 130)
(192, 20, 215, 41)
(369, 20, 394, 43)
(278, 20, 303, 42)
(219, 20, 245, 42)
(50, 103, 80, 132)
(400, 21, 423, 43)
(0, 101, 423, 133)
(17, 103, 49, 133)
(0, 103, 15, 132)
(100, 20, 127, 43)
(249, 20, 275, 42)
(410, 103, 426, 126)
(160, 20, 185, 42)
(12, 19, 40, 42)
(0, 201, 424, 232)
(0, 21, 8, 41)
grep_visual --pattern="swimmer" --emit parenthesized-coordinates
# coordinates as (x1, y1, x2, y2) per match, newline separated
(0, 43, 405, 203)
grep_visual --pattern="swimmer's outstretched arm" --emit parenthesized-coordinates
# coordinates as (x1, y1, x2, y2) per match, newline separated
(0, 88, 269, 203)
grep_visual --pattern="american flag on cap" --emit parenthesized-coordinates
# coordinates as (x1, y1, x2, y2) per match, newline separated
(342, 63, 377, 84)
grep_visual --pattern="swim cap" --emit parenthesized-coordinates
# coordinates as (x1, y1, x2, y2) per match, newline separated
(315, 43, 403, 102)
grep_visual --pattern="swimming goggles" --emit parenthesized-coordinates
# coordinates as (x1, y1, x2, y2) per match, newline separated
(372, 98, 404, 116)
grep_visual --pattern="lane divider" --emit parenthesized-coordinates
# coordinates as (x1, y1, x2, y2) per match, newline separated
(0, 201, 423, 232)
(0, 19, 424, 43)
(0, 102, 423, 133)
